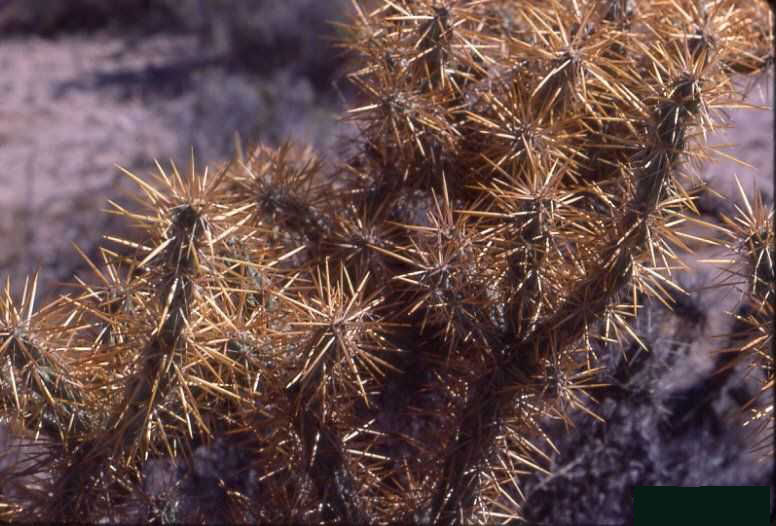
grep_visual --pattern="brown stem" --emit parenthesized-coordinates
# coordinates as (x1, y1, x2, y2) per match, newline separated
(430, 75, 698, 523)
(49, 205, 202, 521)
(286, 326, 367, 524)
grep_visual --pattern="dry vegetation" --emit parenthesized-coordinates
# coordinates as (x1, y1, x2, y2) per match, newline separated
(0, 0, 772, 523)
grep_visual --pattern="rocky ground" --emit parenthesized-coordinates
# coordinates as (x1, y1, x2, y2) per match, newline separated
(0, 1, 772, 523)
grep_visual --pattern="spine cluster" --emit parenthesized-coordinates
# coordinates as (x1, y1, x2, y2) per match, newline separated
(0, 1, 772, 523)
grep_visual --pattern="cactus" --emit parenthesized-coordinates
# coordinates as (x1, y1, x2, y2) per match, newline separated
(0, 0, 772, 523)
(713, 176, 774, 461)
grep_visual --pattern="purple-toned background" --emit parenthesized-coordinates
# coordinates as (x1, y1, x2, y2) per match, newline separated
(0, 1, 772, 522)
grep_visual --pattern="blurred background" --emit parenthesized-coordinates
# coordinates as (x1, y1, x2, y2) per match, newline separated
(0, 0, 355, 298)
(0, 1, 772, 521)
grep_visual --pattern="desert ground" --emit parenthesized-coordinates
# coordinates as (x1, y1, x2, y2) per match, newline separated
(0, 1, 772, 522)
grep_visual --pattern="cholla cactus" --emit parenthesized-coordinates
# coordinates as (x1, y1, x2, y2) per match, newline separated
(713, 178, 774, 460)
(0, 0, 772, 523)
